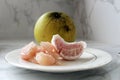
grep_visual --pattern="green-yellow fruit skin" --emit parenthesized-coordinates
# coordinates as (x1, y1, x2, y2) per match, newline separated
(34, 12, 76, 43)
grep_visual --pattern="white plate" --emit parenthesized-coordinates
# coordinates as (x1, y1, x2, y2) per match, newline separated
(5, 48, 112, 73)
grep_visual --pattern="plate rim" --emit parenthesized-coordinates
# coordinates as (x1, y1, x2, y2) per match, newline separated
(5, 48, 112, 73)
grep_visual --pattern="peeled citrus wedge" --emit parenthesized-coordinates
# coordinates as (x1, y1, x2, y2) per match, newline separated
(35, 52, 56, 66)
(40, 42, 61, 59)
(21, 42, 38, 60)
(51, 34, 87, 60)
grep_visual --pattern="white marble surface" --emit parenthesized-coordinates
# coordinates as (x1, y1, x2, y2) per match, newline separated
(0, 40, 120, 80)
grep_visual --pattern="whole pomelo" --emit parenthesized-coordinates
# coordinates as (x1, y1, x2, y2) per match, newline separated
(34, 12, 76, 43)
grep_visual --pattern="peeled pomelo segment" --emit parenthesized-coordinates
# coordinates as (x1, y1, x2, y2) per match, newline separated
(35, 52, 56, 66)
(21, 42, 38, 60)
(52, 34, 87, 50)
(78, 41, 87, 48)
(51, 34, 64, 52)
(40, 42, 61, 59)
(36, 45, 46, 53)
(21, 41, 47, 61)
(28, 57, 38, 64)
(60, 47, 84, 60)
(51, 34, 87, 60)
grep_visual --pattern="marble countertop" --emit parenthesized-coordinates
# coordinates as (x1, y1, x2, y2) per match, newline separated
(0, 40, 120, 80)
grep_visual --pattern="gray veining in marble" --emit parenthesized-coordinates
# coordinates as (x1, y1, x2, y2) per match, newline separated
(73, 0, 92, 40)
(0, 0, 120, 45)
(0, 0, 74, 39)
